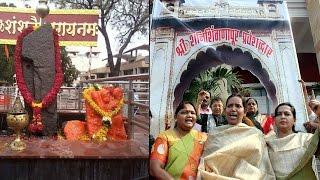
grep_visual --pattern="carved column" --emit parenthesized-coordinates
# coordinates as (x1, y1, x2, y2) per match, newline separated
(306, 0, 320, 74)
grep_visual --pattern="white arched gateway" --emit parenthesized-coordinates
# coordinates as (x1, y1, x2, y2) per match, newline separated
(150, 0, 306, 136)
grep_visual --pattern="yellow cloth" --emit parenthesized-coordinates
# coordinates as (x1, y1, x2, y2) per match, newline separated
(265, 132, 314, 178)
(199, 123, 275, 180)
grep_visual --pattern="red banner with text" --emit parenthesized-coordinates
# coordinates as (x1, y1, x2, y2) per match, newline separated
(0, 7, 99, 46)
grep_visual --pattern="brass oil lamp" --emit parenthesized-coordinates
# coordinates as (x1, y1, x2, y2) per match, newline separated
(6, 97, 29, 151)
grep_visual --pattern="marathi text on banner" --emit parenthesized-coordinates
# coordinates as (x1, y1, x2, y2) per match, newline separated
(175, 25, 273, 58)
(0, 7, 99, 46)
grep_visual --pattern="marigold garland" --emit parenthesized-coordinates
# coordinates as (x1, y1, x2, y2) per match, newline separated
(92, 127, 108, 143)
(78, 134, 91, 142)
(83, 87, 124, 125)
(14, 26, 63, 133)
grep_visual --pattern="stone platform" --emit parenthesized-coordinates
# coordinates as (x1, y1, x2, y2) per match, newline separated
(0, 133, 148, 180)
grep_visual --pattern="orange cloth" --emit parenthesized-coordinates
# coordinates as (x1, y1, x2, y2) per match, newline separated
(64, 120, 86, 140)
(85, 87, 127, 140)
(85, 102, 103, 136)
(107, 113, 127, 140)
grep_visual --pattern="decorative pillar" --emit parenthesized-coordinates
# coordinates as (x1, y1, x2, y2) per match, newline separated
(306, 0, 320, 74)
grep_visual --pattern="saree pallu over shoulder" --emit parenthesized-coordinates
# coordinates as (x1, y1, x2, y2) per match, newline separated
(165, 129, 207, 180)
(151, 129, 207, 180)
(199, 123, 275, 180)
(266, 131, 319, 180)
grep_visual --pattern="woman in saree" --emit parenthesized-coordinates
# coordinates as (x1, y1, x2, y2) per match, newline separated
(150, 101, 207, 180)
(199, 94, 275, 179)
(266, 102, 319, 179)
(246, 97, 274, 134)
(245, 97, 264, 131)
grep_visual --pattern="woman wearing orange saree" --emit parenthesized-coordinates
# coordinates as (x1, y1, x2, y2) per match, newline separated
(150, 101, 207, 180)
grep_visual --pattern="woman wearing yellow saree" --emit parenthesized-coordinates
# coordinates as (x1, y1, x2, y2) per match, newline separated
(266, 102, 319, 179)
(150, 101, 207, 180)
(199, 94, 275, 179)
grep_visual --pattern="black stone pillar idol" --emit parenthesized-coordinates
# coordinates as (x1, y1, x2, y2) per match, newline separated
(21, 25, 58, 136)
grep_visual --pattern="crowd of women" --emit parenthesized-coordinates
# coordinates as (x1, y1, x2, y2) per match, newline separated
(150, 89, 320, 179)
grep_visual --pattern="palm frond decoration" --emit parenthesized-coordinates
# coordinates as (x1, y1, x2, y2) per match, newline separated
(183, 66, 244, 104)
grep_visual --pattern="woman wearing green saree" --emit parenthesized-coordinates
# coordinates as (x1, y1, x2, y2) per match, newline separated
(266, 102, 319, 180)
(150, 101, 207, 180)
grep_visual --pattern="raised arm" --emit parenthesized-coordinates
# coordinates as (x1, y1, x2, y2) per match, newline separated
(299, 79, 312, 115)
(196, 91, 203, 117)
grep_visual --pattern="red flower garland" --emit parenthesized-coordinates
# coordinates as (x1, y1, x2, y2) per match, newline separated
(14, 26, 63, 133)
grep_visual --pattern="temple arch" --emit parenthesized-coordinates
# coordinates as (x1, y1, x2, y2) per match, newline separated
(173, 44, 278, 109)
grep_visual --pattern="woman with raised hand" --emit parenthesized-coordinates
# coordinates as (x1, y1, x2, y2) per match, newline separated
(299, 79, 320, 133)
(150, 101, 207, 180)
(199, 94, 275, 179)
(266, 102, 319, 179)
